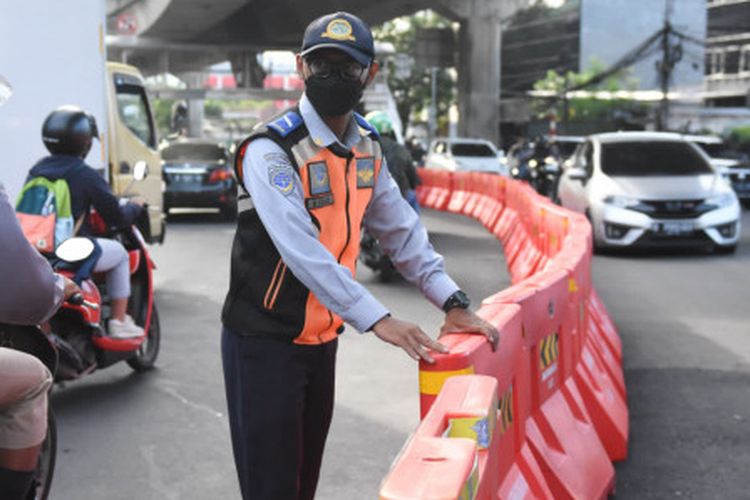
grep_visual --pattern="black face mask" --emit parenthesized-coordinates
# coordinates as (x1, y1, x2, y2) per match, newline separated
(305, 74, 364, 117)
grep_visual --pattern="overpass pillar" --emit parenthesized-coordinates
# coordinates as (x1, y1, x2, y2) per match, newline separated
(182, 72, 205, 138)
(457, 9, 502, 145)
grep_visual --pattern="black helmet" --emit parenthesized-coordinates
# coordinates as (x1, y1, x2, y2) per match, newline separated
(42, 105, 99, 157)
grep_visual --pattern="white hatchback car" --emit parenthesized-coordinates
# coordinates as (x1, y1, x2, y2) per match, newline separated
(425, 137, 507, 175)
(557, 131, 741, 252)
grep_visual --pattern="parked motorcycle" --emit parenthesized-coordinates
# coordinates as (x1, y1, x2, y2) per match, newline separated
(0, 323, 58, 500)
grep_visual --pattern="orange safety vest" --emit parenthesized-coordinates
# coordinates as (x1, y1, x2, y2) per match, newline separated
(222, 107, 383, 345)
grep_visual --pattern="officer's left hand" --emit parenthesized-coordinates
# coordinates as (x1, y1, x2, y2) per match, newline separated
(439, 309, 500, 352)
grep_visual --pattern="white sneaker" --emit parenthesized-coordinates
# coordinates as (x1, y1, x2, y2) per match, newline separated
(109, 315, 144, 339)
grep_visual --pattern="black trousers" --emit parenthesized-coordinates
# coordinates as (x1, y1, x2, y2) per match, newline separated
(221, 327, 337, 500)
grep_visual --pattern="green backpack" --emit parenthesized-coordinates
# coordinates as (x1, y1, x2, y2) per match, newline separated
(16, 170, 80, 254)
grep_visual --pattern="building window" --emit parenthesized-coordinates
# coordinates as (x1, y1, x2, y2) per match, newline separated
(740, 45, 750, 75)
(710, 50, 726, 76)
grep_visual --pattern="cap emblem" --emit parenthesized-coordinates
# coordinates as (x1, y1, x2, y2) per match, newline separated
(321, 19, 356, 41)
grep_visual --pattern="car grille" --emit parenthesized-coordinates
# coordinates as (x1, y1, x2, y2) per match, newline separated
(631, 199, 712, 219)
(635, 230, 713, 248)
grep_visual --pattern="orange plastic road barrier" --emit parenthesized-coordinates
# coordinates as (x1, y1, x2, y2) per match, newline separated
(573, 336, 629, 461)
(540, 205, 571, 257)
(483, 271, 615, 499)
(379, 435, 479, 500)
(461, 173, 484, 218)
(491, 207, 518, 244)
(508, 243, 544, 283)
(477, 177, 506, 231)
(413, 304, 554, 499)
(388, 171, 627, 499)
(447, 174, 472, 214)
(588, 289, 623, 360)
(418, 169, 453, 211)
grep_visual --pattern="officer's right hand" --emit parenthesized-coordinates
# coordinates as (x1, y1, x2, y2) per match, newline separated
(372, 316, 448, 363)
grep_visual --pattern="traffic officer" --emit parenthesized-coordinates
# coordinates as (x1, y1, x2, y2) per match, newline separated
(220, 11, 500, 500)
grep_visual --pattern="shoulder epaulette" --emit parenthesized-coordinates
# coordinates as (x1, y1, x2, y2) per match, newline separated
(354, 112, 380, 140)
(267, 111, 304, 138)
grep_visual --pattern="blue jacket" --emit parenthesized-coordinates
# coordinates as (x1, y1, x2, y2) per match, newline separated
(28, 155, 142, 235)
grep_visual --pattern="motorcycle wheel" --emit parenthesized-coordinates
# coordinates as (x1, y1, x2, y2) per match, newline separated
(28, 409, 56, 500)
(127, 305, 161, 372)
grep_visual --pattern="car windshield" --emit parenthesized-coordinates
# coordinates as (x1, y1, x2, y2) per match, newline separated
(601, 141, 713, 177)
(555, 142, 580, 157)
(162, 143, 227, 161)
(692, 141, 730, 158)
(451, 143, 496, 157)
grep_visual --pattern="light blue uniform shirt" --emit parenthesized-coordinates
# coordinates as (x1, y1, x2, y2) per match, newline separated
(241, 94, 459, 333)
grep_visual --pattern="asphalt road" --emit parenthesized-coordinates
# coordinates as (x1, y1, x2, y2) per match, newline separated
(49, 207, 750, 499)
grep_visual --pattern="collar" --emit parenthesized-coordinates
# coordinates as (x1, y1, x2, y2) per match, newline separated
(299, 94, 362, 150)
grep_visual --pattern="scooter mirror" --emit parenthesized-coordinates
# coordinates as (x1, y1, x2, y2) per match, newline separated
(55, 237, 95, 263)
(133, 161, 149, 181)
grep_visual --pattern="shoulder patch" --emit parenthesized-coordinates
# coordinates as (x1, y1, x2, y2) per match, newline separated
(268, 162, 295, 196)
(268, 111, 303, 138)
(354, 113, 380, 139)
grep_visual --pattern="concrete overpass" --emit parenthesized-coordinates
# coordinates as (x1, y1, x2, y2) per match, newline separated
(106, 0, 529, 142)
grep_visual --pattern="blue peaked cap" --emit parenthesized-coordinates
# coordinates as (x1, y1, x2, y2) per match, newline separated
(300, 12, 375, 66)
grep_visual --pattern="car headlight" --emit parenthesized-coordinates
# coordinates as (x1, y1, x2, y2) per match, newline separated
(528, 159, 538, 168)
(511, 167, 520, 177)
(706, 192, 735, 209)
(602, 195, 641, 209)
(544, 156, 556, 165)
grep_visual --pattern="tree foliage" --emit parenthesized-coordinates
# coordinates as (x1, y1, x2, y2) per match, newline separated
(373, 10, 457, 130)
(532, 59, 645, 123)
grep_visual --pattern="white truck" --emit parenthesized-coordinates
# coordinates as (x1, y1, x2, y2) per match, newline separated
(0, 0, 165, 242)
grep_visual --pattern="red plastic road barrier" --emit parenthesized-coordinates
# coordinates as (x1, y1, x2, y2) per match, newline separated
(574, 336, 629, 461)
(417, 169, 453, 211)
(483, 271, 616, 499)
(411, 303, 553, 499)
(382, 172, 627, 499)
(379, 435, 478, 500)
(448, 174, 472, 214)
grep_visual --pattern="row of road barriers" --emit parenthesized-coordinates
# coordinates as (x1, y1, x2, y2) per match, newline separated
(379, 170, 629, 499)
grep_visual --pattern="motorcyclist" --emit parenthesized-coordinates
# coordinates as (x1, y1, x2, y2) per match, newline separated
(25, 105, 145, 338)
(364, 110, 420, 212)
(0, 75, 77, 500)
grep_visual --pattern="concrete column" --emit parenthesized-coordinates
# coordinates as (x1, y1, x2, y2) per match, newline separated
(456, 4, 502, 144)
(182, 72, 205, 138)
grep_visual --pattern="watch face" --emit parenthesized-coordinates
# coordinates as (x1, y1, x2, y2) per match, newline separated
(444, 291, 470, 311)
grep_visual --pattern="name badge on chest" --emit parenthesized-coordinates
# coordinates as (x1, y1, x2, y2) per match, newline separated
(356, 157, 375, 188)
(306, 161, 334, 209)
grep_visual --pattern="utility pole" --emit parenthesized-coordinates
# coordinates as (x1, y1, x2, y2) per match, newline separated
(429, 66, 438, 143)
(657, 0, 675, 131)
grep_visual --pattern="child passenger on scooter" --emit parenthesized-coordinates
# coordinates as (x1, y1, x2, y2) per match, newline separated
(25, 106, 145, 339)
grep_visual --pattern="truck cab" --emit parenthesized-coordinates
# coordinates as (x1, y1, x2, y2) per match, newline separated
(106, 62, 165, 243)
